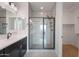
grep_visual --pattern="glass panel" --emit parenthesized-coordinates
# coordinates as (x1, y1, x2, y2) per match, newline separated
(44, 18, 54, 48)
(8, 17, 15, 31)
(0, 17, 6, 34)
(15, 17, 26, 31)
(29, 18, 43, 49)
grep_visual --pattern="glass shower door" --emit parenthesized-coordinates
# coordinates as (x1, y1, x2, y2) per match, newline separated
(44, 18, 54, 49)
(29, 18, 43, 49)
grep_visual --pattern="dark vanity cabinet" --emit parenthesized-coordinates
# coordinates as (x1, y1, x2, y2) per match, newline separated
(0, 37, 27, 57)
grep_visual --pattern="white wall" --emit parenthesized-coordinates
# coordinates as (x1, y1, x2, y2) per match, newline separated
(16, 2, 28, 31)
(52, 4, 56, 17)
(71, 4, 79, 56)
(63, 7, 75, 24)
(73, 7, 79, 48)
(16, 2, 29, 51)
(52, 2, 63, 57)
(76, 35, 79, 48)
(53, 2, 78, 56)
(55, 2, 63, 57)
(16, 2, 28, 33)
(28, 3, 32, 17)
(63, 25, 77, 47)
(73, 7, 79, 34)
(63, 3, 79, 49)
(31, 11, 52, 17)
(62, 3, 78, 48)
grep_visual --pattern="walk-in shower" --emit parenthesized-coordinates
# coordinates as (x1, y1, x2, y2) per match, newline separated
(29, 17, 55, 49)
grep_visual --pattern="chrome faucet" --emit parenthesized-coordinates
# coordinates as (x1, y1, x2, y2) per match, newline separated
(7, 32, 12, 39)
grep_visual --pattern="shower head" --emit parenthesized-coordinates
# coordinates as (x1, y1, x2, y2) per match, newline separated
(46, 16, 55, 19)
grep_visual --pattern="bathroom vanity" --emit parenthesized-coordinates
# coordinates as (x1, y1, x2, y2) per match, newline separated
(0, 37, 27, 57)
(0, 3, 27, 57)
(0, 31, 27, 57)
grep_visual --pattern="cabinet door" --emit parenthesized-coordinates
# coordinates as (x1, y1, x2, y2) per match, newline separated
(0, 42, 20, 57)
(22, 37, 27, 49)
(0, 37, 27, 57)
(9, 37, 27, 57)
(20, 37, 27, 57)
(6, 41, 21, 57)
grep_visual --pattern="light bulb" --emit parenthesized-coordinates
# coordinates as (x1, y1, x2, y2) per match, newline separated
(40, 7, 44, 10)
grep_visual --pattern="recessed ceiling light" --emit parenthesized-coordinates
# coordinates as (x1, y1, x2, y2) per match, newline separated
(40, 7, 44, 10)
(40, 12, 43, 15)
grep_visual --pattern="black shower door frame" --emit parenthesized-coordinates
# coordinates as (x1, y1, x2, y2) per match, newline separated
(28, 17, 55, 49)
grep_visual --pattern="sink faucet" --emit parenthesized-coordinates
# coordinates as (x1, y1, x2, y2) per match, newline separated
(7, 32, 12, 39)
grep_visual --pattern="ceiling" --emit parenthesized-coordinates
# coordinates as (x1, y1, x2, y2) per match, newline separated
(64, 2, 79, 11)
(30, 2, 56, 12)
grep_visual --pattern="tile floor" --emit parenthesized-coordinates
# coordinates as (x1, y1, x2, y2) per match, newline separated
(24, 49, 57, 57)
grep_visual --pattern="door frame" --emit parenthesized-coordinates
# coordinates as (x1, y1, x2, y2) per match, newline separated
(28, 17, 55, 49)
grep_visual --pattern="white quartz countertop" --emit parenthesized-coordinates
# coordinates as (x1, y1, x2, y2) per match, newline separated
(0, 30, 28, 50)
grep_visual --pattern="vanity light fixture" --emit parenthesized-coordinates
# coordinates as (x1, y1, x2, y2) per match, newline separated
(9, 2, 17, 11)
(11, 3, 15, 8)
(40, 6, 44, 10)
(40, 12, 43, 15)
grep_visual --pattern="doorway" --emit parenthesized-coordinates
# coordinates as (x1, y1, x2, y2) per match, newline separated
(29, 17, 55, 49)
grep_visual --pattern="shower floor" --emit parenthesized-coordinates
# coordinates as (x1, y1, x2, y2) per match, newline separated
(30, 44, 53, 49)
